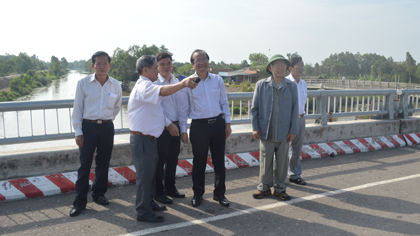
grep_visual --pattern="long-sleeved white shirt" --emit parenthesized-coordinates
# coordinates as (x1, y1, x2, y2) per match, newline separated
(154, 74, 182, 127)
(178, 72, 231, 133)
(127, 76, 165, 138)
(286, 74, 307, 115)
(71, 74, 122, 136)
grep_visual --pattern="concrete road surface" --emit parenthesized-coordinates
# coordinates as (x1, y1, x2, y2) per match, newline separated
(1, 145, 420, 236)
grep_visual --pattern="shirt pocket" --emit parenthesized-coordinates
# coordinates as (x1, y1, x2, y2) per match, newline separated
(106, 94, 117, 109)
(212, 88, 221, 101)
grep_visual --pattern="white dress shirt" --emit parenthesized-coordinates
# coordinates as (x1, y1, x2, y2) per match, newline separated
(72, 73, 122, 136)
(154, 74, 182, 127)
(286, 74, 307, 115)
(178, 72, 231, 133)
(127, 76, 165, 138)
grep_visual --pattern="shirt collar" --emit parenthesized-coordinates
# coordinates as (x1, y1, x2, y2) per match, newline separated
(91, 73, 113, 84)
(287, 74, 303, 84)
(193, 72, 210, 81)
(139, 75, 153, 83)
(158, 73, 174, 84)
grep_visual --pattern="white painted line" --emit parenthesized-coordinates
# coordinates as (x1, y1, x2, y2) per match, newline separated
(27, 176, 61, 196)
(119, 173, 420, 236)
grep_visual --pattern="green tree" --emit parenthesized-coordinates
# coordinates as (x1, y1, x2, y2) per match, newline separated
(176, 64, 194, 76)
(240, 60, 250, 68)
(286, 52, 300, 60)
(60, 57, 69, 69)
(404, 52, 417, 83)
(249, 53, 268, 67)
(109, 50, 137, 91)
(50, 56, 62, 76)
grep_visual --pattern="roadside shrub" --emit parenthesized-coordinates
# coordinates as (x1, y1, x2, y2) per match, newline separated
(233, 106, 247, 114)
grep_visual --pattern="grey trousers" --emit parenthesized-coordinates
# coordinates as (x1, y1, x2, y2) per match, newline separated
(258, 139, 289, 193)
(131, 134, 158, 218)
(288, 116, 306, 180)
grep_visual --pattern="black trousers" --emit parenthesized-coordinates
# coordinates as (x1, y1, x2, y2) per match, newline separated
(73, 121, 114, 206)
(190, 115, 226, 197)
(155, 123, 181, 196)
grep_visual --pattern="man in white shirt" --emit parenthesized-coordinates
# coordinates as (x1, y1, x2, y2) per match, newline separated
(128, 55, 197, 223)
(153, 52, 186, 205)
(70, 51, 122, 217)
(178, 49, 232, 208)
(286, 56, 308, 185)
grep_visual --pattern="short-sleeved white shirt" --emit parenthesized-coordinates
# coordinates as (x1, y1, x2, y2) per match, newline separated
(127, 76, 165, 138)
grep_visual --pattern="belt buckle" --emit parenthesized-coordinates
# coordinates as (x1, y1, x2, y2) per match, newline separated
(97, 120, 102, 124)
(208, 118, 216, 124)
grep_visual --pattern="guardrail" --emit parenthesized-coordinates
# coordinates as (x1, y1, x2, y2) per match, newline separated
(306, 79, 418, 90)
(1, 90, 420, 145)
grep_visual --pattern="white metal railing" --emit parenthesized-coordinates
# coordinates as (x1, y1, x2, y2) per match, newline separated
(1, 90, 420, 145)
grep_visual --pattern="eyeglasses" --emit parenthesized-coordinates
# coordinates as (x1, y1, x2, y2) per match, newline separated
(193, 59, 209, 63)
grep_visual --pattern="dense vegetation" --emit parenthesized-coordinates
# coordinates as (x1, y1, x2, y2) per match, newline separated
(1, 47, 419, 97)
(0, 53, 69, 101)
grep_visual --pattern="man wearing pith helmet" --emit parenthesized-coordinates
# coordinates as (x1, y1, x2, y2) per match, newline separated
(251, 54, 299, 201)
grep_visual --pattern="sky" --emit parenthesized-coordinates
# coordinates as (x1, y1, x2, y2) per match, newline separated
(1, 0, 419, 65)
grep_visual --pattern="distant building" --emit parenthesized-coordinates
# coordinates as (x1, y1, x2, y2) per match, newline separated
(218, 68, 259, 84)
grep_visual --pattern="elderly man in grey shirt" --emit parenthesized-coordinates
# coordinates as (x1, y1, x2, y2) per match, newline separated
(251, 54, 299, 201)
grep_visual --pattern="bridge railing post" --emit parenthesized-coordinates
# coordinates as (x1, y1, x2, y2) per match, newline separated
(388, 91, 395, 120)
(319, 91, 328, 126)
(402, 90, 409, 119)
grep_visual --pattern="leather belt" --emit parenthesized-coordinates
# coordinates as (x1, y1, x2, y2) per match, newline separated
(193, 114, 222, 124)
(131, 131, 155, 139)
(299, 114, 305, 119)
(83, 119, 112, 124)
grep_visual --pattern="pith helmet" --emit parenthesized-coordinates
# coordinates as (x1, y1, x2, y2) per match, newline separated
(266, 54, 290, 75)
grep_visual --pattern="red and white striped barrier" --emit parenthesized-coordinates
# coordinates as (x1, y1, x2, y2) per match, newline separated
(403, 133, 420, 146)
(0, 134, 409, 202)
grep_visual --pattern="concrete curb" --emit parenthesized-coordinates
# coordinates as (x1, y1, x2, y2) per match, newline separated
(0, 134, 409, 202)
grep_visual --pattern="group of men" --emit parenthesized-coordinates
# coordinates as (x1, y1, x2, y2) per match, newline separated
(69, 50, 308, 223)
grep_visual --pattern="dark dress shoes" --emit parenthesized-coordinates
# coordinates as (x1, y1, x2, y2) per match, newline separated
(93, 196, 109, 206)
(137, 215, 165, 223)
(213, 195, 230, 207)
(151, 200, 167, 211)
(154, 194, 173, 204)
(191, 196, 203, 207)
(166, 189, 186, 198)
(69, 204, 86, 217)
